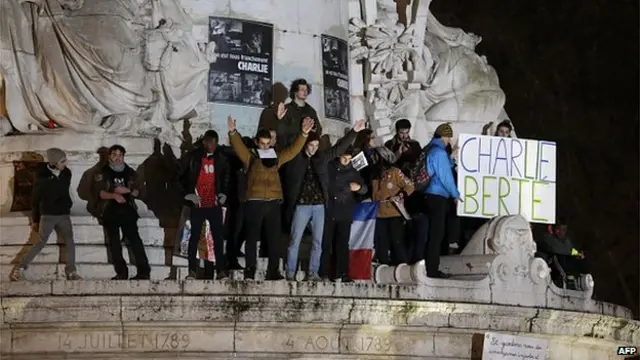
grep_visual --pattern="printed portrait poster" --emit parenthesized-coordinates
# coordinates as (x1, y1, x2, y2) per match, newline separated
(456, 134, 557, 224)
(207, 17, 273, 106)
(321, 35, 349, 122)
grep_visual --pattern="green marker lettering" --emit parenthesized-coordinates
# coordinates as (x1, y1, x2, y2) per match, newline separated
(498, 177, 511, 216)
(531, 180, 548, 222)
(512, 178, 530, 215)
(463, 176, 479, 214)
(481, 176, 496, 217)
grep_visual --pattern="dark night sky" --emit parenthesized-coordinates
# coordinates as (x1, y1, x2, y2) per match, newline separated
(431, 0, 639, 316)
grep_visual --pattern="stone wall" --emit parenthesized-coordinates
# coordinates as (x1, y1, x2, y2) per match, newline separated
(183, 0, 352, 143)
(1, 281, 638, 359)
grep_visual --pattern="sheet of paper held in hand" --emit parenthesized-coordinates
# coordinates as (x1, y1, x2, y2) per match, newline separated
(257, 148, 277, 159)
(482, 332, 548, 360)
(352, 151, 368, 171)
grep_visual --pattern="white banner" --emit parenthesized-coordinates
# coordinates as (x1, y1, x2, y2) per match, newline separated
(456, 134, 556, 224)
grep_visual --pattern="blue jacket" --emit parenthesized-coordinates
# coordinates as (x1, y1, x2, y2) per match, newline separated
(425, 138, 460, 199)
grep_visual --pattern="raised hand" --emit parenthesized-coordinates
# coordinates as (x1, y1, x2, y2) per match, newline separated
(277, 102, 287, 120)
(227, 115, 236, 133)
(353, 119, 365, 132)
(301, 117, 315, 134)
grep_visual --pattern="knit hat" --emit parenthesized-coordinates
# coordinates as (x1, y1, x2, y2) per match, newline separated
(434, 123, 453, 137)
(46, 148, 66, 166)
(373, 146, 397, 164)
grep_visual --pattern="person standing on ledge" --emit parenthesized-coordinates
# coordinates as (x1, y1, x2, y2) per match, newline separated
(283, 119, 364, 281)
(10, 148, 82, 281)
(178, 130, 231, 280)
(227, 114, 315, 280)
(277, 78, 322, 147)
(92, 145, 151, 280)
(424, 123, 461, 279)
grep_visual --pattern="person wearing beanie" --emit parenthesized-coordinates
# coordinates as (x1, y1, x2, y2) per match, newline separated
(92, 144, 150, 280)
(9, 148, 82, 281)
(423, 122, 461, 278)
(283, 119, 365, 282)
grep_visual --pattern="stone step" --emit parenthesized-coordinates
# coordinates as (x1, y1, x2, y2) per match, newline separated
(0, 216, 166, 247)
(0, 264, 182, 281)
(0, 244, 188, 267)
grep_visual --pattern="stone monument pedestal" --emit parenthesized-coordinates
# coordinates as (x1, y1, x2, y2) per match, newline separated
(0, 132, 158, 217)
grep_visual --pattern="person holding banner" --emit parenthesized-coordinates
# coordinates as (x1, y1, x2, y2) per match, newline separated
(177, 130, 231, 280)
(424, 123, 461, 278)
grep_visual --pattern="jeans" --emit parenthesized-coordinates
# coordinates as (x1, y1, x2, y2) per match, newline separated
(21, 215, 77, 274)
(286, 204, 325, 277)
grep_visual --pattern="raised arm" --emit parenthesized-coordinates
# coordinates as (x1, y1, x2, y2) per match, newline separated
(323, 120, 365, 161)
(227, 116, 252, 168)
(276, 117, 314, 166)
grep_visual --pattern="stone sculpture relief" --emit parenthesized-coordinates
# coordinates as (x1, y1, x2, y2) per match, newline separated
(0, 0, 208, 144)
(349, 0, 511, 144)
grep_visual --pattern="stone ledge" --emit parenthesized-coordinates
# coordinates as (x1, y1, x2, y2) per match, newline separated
(0, 319, 634, 359)
(1, 284, 638, 346)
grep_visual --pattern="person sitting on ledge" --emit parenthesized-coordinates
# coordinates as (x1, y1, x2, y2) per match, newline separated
(227, 114, 315, 280)
(536, 218, 589, 289)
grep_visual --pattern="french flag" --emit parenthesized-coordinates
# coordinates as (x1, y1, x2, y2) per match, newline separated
(349, 201, 379, 280)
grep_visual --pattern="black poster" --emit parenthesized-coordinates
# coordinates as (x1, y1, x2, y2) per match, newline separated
(321, 35, 349, 123)
(10, 161, 40, 212)
(208, 17, 273, 107)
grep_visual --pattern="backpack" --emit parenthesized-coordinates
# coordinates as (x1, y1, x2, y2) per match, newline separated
(410, 145, 434, 192)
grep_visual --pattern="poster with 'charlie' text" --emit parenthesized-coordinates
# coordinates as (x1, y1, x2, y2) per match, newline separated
(456, 134, 556, 224)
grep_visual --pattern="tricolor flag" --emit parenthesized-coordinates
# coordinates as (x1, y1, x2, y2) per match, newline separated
(349, 201, 379, 280)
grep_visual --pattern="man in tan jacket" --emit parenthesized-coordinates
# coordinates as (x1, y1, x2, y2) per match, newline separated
(227, 115, 315, 280)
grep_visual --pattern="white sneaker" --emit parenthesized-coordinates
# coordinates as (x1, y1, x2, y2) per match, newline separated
(9, 267, 25, 282)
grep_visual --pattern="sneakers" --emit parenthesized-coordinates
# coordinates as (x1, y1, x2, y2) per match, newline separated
(285, 273, 296, 281)
(111, 274, 128, 280)
(216, 270, 229, 280)
(131, 273, 150, 280)
(306, 273, 323, 282)
(185, 270, 197, 280)
(65, 272, 82, 280)
(9, 267, 24, 282)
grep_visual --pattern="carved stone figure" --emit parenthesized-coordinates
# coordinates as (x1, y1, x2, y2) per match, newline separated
(0, 0, 208, 144)
(349, 0, 510, 145)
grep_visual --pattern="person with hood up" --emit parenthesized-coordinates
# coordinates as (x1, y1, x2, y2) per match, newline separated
(9, 148, 81, 281)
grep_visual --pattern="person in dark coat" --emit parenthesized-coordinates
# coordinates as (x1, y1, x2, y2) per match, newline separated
(283, 120, 365, 281)
(177, 130, 231, 280)
(10, 148, 82, 281)
(319, 145, 367, 281)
